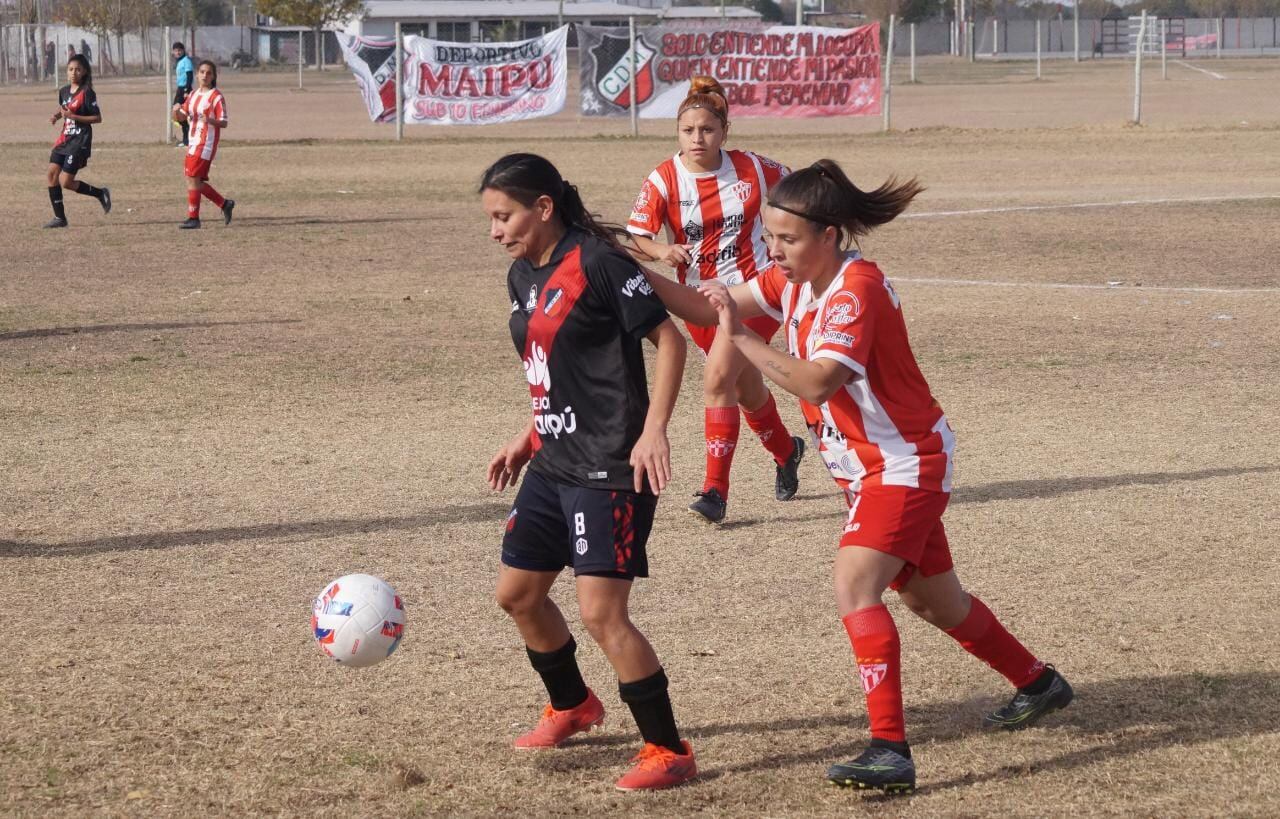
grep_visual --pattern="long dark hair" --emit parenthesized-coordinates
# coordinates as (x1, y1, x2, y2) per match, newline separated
(479, 153, 627, 248)
(197, 59, 218, 88)
(768, 158, 923, 247)
(67, 53, 92, 89)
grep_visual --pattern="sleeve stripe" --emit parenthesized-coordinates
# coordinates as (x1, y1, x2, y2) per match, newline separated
(811, 349, 866, 377)
(626, 226, 656, 238)
(748, 278, 784, 322)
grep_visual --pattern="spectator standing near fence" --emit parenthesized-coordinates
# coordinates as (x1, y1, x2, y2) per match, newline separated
(172, 42, 194, 147)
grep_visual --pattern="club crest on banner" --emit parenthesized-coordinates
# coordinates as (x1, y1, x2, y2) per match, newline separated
(591, 34, 656, 108)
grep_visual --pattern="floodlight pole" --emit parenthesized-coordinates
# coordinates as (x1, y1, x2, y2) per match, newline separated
(882, 14, 894, 132)
(629, 16, 638, 138)
(1132, 10, 1146, 125)
(395, 21, 403, 140)
(164, 25, 172, 142)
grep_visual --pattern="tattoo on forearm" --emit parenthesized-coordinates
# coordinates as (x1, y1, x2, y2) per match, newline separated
(764, 360, 791, 378)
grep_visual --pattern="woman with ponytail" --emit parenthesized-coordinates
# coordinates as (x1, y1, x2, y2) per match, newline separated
(43, 54, 111, 228)
(628, 76, 804, 525)
(659, 159, 1073, 793)
(479, 153, 697, 791)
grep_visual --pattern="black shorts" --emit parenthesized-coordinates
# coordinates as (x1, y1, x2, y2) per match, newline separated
(173, 87, 189, 106)
(50, 150, 88, 173)
(501, 468, 656, 579)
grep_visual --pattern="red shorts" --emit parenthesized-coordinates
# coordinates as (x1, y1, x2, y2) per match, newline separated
(839, 484, 953, 591)
(184, 154, 213, 180)
(686, 315, 781, 356)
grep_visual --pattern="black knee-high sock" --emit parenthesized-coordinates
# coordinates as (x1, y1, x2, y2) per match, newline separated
(526, 637, 589, 711)
(619, 668, 683, 754)
(74, 181, 103, 199)
(48, 186, 65, 220)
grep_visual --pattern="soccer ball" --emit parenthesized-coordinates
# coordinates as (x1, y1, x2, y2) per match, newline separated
(311, 574, 406, 667)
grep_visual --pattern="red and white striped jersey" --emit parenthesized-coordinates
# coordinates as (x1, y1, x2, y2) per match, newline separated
(748, 254, 955, 495)
(183, 88, 227, 162)
(627, 149, 787, 286)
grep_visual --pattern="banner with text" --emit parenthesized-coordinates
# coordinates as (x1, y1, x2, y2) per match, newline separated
(339, 27, 568, 125)
(577, 24, 880, 119)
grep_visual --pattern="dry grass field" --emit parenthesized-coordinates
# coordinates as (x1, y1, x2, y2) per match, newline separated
(2, 59, 1279, 816)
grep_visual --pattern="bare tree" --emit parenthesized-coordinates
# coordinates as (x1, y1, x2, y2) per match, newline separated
(256, 0, 362, 70)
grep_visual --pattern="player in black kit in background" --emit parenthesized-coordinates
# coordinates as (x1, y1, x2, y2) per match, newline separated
(44, 54, 111, 228)
(480, 153, 698, 792)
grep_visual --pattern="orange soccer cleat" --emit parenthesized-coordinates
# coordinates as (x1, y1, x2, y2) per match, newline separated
(513, 689, 606, 749)
(614, 741, 698, 791)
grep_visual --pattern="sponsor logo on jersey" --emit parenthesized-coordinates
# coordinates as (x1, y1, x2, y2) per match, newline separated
(683, 220, 704, 242)
(821, 330, 856, 348)
(633, 181, 654, 213)
(592, 33, 657, 108)
(524, 341, 550, 390)
(630, 211, 647, 223)
(695, 244, 740, 266)
(757, 155, 786, 171)
(510, 300, 520, 313)
(525, 284, 539, 312)
(621, 272, 653, 298)
(882, 276, 901, 308)
(824, 292, 862, 328)
(730, 179, 753, 203)
(859, 662, 888, 694)
(575, 537, 589, 555)
(543, 287, 564, 317)
(679, 199, 696, 207)
(532, 401, 578, 439)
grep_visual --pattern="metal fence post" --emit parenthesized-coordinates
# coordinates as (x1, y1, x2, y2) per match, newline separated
(882, 15, 894, 132)
(629, 16, 638, 138)
(1132, 10, 1146, 125)
(164, 25, 172, 142)
(395, 22, 403, 140)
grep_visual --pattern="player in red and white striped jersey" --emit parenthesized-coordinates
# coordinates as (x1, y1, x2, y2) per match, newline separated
(172, 60, 235, 230)
(648, 159, 1072, 793)
(628, 77, 804, 525)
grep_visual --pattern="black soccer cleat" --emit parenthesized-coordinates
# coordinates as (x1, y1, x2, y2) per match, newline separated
(775, 435, 805, 501)
(179, 218, 201, 230)
(826, 745, 916, 794)
(984, 666, 1074, 731)
(688, 488, 726, 524)
(221, 198, 235, 225)
(99, 186, 112, 214)
(43, 217, 68, 229)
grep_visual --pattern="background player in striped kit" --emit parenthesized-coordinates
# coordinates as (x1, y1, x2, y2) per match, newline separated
(649, 159, 1073, 794)
(481, 153, 697, 792)
(172, 60, 235, 230)
(43, 54, 111, 229)
(628, 76, 804, 525)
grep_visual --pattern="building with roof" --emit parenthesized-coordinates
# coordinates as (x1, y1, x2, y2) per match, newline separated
(351, 0, 761, 41)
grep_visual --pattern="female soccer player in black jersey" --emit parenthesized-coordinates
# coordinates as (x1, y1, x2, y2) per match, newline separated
(480, 153, 697, 792)
(44, 54, 111, 228)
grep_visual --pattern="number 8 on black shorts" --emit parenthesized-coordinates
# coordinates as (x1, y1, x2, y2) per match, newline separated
(501, 470, 656, 579)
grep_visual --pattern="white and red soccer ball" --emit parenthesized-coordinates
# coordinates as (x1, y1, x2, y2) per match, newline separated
(311, 574, 405, 668)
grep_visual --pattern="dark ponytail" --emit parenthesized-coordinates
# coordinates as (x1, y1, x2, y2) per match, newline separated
(768, 158, 923, 247)
(67, 53, 92, 88)
(479, 153, 628, 248)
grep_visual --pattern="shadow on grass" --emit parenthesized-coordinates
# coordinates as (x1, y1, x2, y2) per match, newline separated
(0, 502, 510, 558)
(0, 319, 301, 341)
(680, 671, 1280, 792)
(125, 216, 424, 228)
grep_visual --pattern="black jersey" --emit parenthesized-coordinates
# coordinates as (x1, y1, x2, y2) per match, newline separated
(53, 84, 98, 156)
(508, 229, 670, 493)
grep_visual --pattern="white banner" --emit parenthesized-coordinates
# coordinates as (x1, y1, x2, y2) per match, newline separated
(339, 27, 568, 126)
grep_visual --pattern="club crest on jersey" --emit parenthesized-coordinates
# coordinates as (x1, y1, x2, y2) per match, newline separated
(591, 33, 656, 108)
(859, 662, 888, 694)
(543, 288, 565, 317)
(731, 180, 753, 203)
(683, 221, 704, 242)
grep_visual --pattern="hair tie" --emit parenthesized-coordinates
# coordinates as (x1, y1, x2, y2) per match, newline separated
(810, 163, 830, 179)
(767, 199, 840, 227)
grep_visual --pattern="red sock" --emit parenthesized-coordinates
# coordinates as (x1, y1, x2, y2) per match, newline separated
(741, 392, 795, 465)
(843, 605, 905, 742)
(186, 189, 200, 219)
(703, 406, 740, 497)
(944, 596, 1045, 688)
(200, 183, 225, 208)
